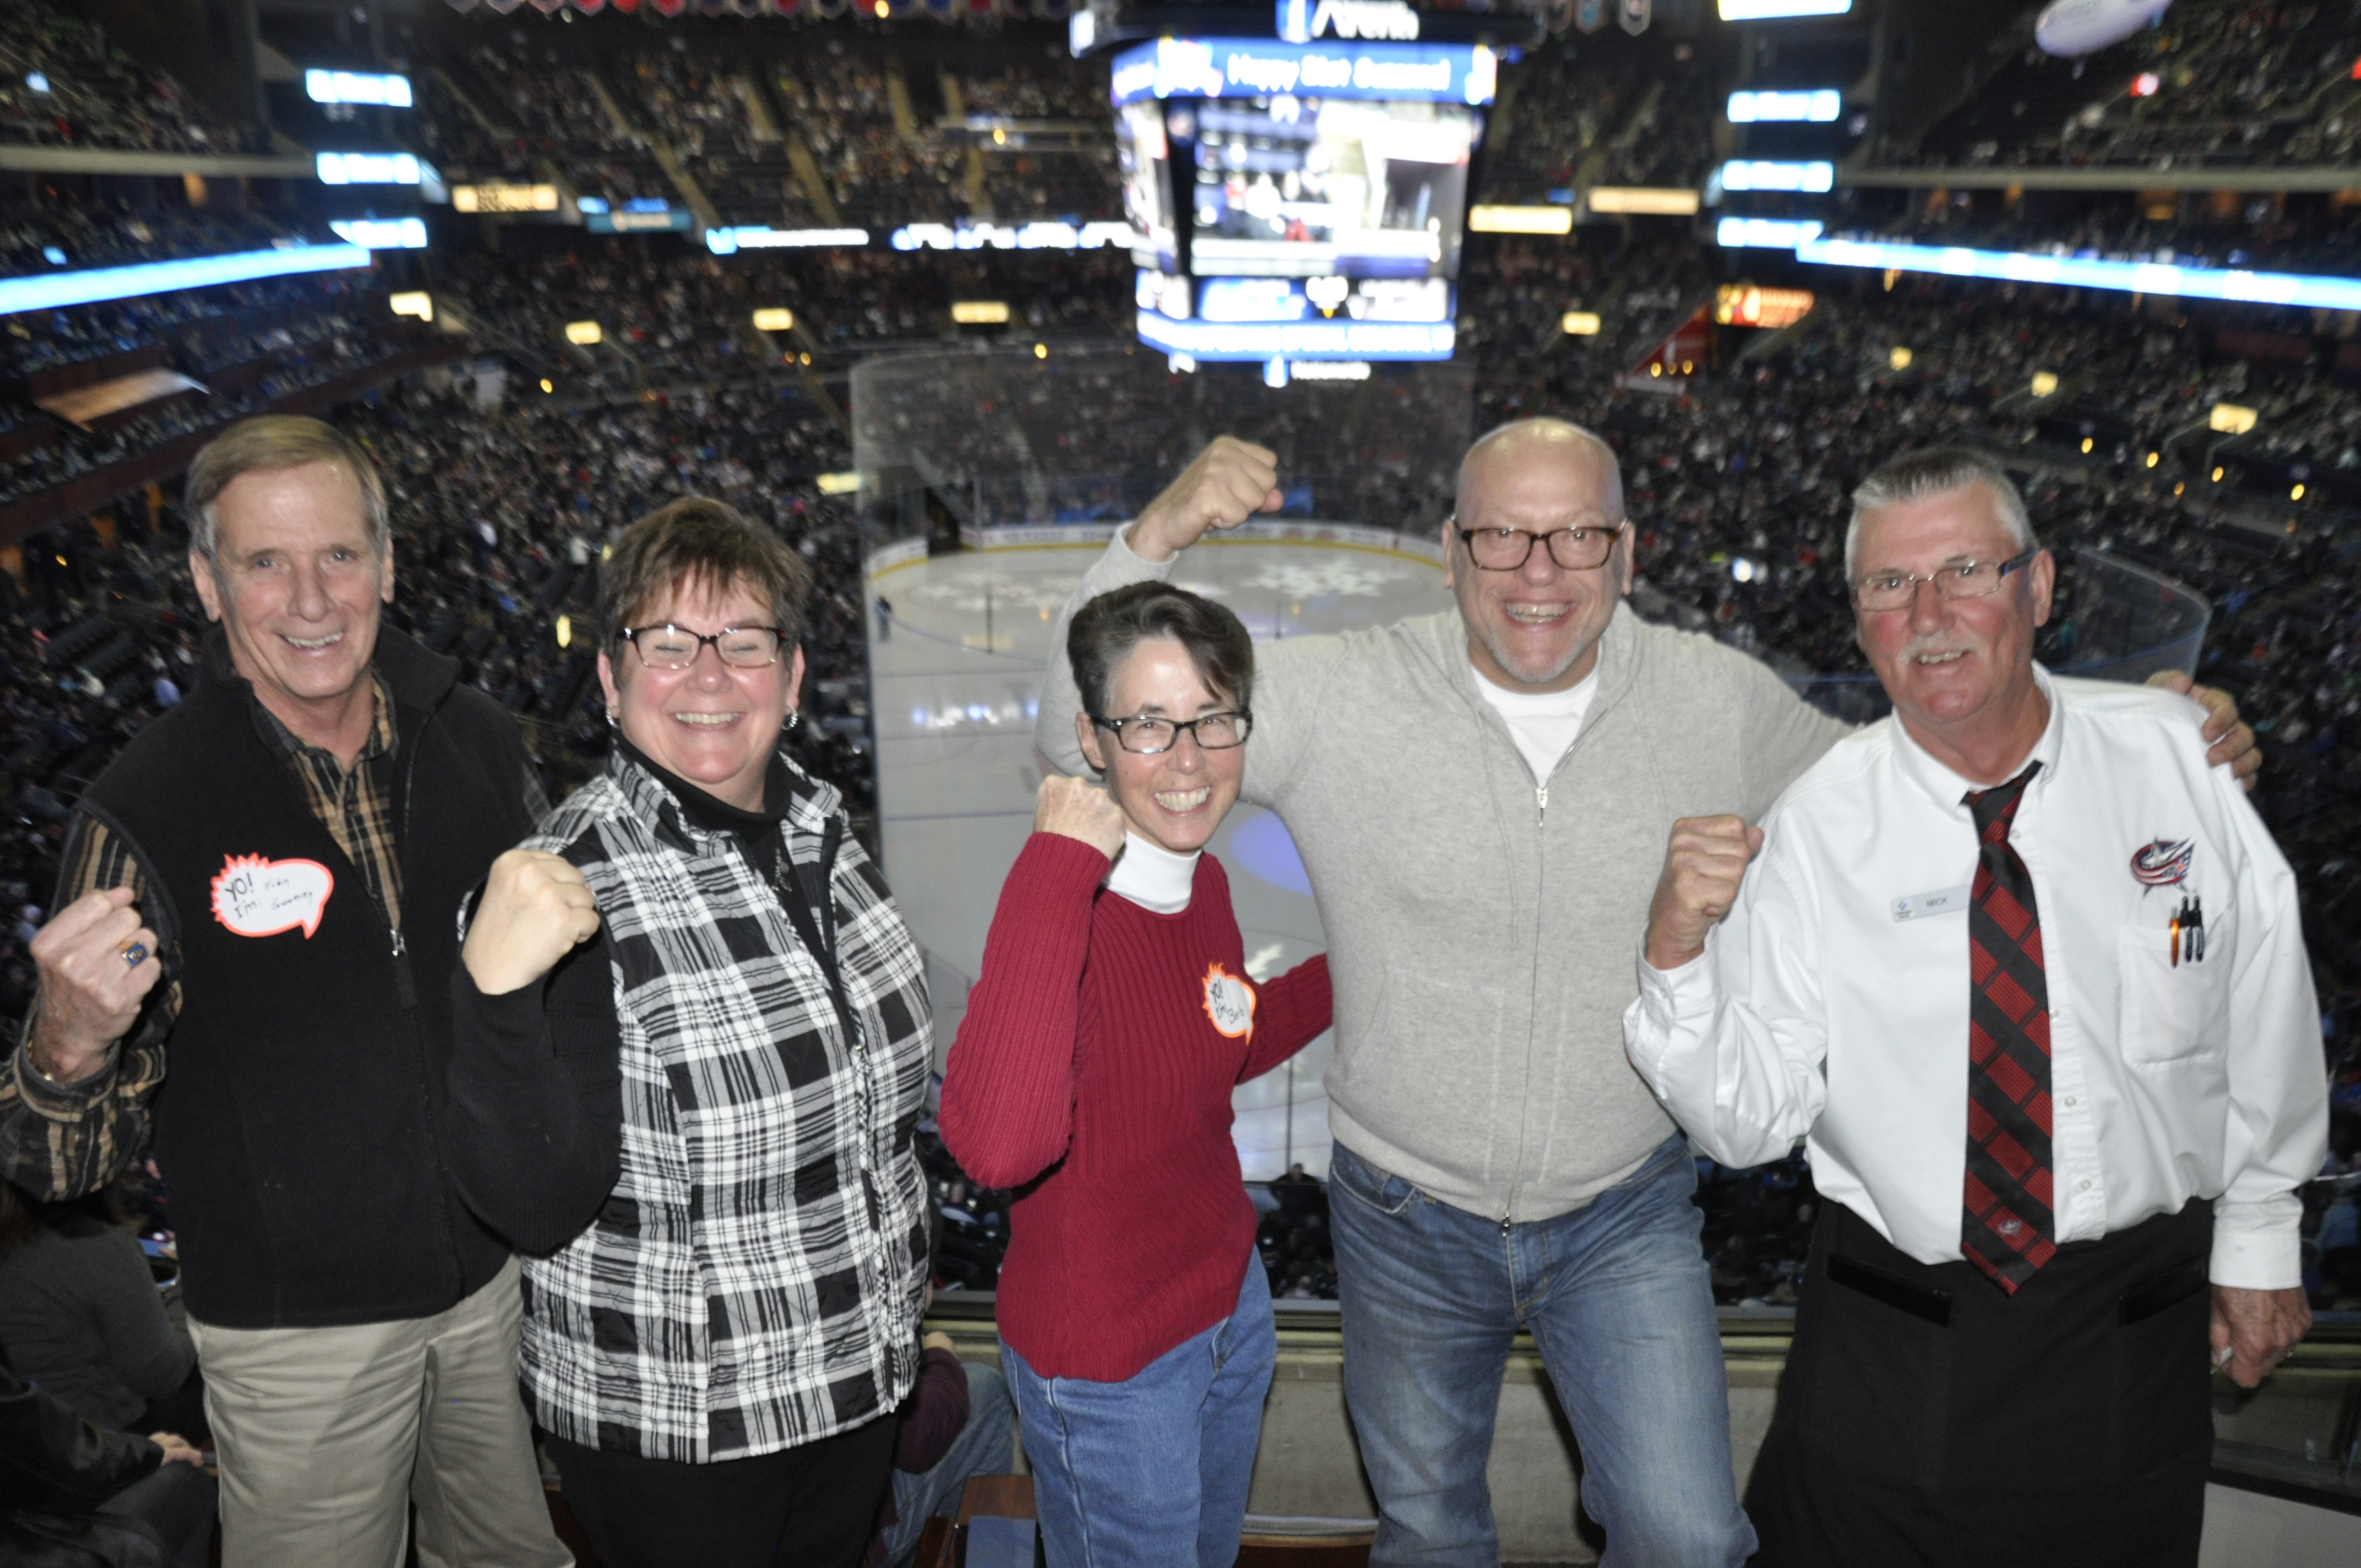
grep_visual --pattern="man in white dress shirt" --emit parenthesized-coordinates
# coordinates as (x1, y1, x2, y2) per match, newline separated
(1624, 448, 2326, 1568)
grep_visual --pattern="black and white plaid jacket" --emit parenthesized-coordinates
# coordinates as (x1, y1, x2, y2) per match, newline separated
(516, 748, 933, 1463)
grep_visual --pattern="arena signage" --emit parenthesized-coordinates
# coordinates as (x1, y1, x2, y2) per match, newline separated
(1793, 236, 2361, 313)
(889, 220, 1135, 252)
(452, 183, 560, 214)
(1133, 311, 1456, 361)
(1277, 0, 1422, 43)
(1109, 38, 1496, 107)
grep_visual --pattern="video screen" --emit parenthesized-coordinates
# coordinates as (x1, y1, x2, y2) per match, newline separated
(1179, 98, 1480, 281)
(1116, 101, 1177, 273)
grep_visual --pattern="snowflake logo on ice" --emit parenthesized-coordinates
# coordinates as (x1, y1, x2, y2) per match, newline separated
(1243, 562, 1408, 600)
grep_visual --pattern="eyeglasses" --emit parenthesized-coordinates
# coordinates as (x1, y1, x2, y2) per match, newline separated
(618, 624, 791, 669)
(1453, 520, 1628, 572)
(1090, 711, 1252, 754)
(1850, 549, 2039, 613)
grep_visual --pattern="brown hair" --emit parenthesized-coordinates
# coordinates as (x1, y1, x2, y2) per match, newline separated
(1067, 581, 1254, 721)
(596, 496, 813, 649)
(183, 416, 390, 564)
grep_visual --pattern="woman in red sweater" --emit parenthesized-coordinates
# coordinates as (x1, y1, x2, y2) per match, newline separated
(940, 581, 1331, 1568)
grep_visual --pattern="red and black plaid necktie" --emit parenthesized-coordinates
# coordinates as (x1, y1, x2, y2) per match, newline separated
(1961, 763, 2057, 1294)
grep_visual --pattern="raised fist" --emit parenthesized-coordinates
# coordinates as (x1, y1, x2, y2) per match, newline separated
(28, 887, 162, 1085)
(462, 848, 601, 997)
(1643, 815, 1764, 973)
(1128, 437, 1283, 563)
(1034, 774, 1128, 861)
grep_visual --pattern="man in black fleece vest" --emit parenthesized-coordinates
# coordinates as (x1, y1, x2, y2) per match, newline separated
(2, 418, 576, 1568)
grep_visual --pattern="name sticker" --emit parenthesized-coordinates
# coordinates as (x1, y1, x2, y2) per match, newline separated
(210, 853, 335, 939)
(1202, 962, 1256, 1040)
(1891, 884, 1973, 923)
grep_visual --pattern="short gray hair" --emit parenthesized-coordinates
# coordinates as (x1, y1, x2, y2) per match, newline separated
(1845, 447, 2037, 577)
(184, 416, 390, 565)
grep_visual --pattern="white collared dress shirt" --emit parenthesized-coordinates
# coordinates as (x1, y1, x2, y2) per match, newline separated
(1624, 669, 2327, 1289)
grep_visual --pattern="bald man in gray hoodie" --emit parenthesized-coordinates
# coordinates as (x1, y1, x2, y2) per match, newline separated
(1033, 423, 2254, 1566)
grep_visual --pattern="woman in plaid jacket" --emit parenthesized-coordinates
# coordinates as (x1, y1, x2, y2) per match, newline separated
(445, 498, 934, 1568)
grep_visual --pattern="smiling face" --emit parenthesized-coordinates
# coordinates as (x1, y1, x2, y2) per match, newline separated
(1075, 635, 1245, 857)
(1445, 429, 1633, 693)
(189, 460, 391, 742)
(598, 573, 803, 812)
(1852, 481, 2055, 776)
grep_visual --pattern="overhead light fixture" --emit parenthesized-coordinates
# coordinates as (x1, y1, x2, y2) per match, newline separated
(2209, 403, 2257, 434)
(2030, 371, 2059, 397)
(752, 308, 795, 332)
(1727, 90, 1842, 123)
(953, 301, 1012, 324)
(1591, 187, 1702, 216)
(564, 321, 602, 345)
(817, 472, 862, 494)
(389, 291, 433, 322)
(1469, 205, 1574, 235)
(1887, 345, 1913, 369)
(1562, 311, 1603, 336)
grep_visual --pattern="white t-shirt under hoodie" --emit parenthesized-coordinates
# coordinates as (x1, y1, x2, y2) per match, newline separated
(1473, 666, 1601, 783)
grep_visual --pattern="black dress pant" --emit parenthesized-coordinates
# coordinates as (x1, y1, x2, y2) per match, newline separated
(1748, 1199, 2215, 1568)
(546, 1414, 897, 1568)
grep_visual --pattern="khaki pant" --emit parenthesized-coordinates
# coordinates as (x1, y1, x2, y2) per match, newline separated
(189, 1257, 572, 1568)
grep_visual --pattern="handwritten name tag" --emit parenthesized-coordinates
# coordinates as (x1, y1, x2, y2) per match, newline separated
(1891, 885, 1973, 923)
(211, 853, 334, 939)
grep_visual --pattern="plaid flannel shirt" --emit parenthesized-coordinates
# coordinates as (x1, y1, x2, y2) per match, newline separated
(516, 748, 933, 1463)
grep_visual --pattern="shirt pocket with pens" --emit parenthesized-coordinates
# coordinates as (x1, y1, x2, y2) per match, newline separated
(2114, 900, 2231, 1068)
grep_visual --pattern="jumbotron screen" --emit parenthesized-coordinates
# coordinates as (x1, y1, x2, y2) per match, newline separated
(1111, 37, 1495, 362)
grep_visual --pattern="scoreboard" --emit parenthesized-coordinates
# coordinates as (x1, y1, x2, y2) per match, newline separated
(1111, 36, 1495, 363)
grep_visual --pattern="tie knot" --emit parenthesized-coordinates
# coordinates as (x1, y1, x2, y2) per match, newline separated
(1964, 761, 2042, 842)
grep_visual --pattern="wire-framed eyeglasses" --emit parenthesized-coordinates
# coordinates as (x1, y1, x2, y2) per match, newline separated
(1850, 549, 2039, 613)
(1452, 520, 1629, 572)
(1090, 711, 1252, 754)
(618, 624, 791, 669)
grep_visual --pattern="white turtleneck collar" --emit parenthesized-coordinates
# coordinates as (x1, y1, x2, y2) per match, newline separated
(1104, 831, 1199, 914)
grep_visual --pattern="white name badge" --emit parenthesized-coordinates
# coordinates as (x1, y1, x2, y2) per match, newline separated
(1891, 884, 1973, 922)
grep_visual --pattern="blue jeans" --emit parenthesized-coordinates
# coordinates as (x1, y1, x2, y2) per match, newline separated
(880, 1362, 1016, 1567)
(1329, 1135, 1755, 1568)
(1002, 1261, 1276, 1568)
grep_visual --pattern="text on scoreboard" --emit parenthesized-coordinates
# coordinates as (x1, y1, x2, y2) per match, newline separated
(1110, 37, 1495, 107)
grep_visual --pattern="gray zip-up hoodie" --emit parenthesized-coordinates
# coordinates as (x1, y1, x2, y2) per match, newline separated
(1036, 530, 1849, 1223)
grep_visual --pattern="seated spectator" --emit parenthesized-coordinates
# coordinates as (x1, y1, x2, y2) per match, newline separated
(0, 1179, 202, 1445)
(0, 1361, 211, 1568)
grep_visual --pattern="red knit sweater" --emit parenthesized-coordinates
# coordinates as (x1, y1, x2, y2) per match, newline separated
(940, 832, 1332, 1382)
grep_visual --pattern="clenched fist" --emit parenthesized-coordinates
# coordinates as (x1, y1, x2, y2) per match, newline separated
(1129, 437, 1283, 563)
(463, 849, 601, 997)
(1035, 774, 1128, 861)
(28, 886, 163, 1086)
(1643, 815, 1764, 973)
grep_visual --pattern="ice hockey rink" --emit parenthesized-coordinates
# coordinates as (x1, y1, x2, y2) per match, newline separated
(867, 524, 1458, 1180)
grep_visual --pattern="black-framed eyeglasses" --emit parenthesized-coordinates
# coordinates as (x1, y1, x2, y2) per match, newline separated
(1090, 711, 1252, 754)
(1452, 519, 1629, 572)
(617, 623, 792, 669)
(1849, 548, 2039, 613)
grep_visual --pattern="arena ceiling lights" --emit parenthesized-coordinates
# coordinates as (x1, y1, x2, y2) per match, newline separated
(1719, 160, 1835, 193)
(1717, 217, 1824, 248)
(329, 218, 428, 249)
(1727, 89, 1841, 123)
(1717, 0, 1851, 17)
(1589, 187, 1702, 216)
(888, 221, 1134, 252)
(705, 226, 871, 253)
(304, 70, 413, 107)
(1794, 236, 2361, 313)
(0, 244, 370, 318)
(1468, 206, 1574, 235)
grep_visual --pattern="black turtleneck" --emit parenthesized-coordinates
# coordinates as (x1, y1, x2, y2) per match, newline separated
(613, 734, 792, 874)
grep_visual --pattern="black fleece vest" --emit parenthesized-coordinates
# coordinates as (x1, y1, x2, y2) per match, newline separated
(81, 628, 533, 1329)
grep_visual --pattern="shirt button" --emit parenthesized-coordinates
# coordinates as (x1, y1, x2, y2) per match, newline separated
(2079, 1179, 2093, 1191)
(2063, 1096, 2077, 1108)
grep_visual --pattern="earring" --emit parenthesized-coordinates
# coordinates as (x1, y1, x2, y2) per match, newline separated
(604, 708, 618, 732)
(784, 709, 803, 732)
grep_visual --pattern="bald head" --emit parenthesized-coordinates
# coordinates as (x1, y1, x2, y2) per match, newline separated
(1455, 418, 1626, 524)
